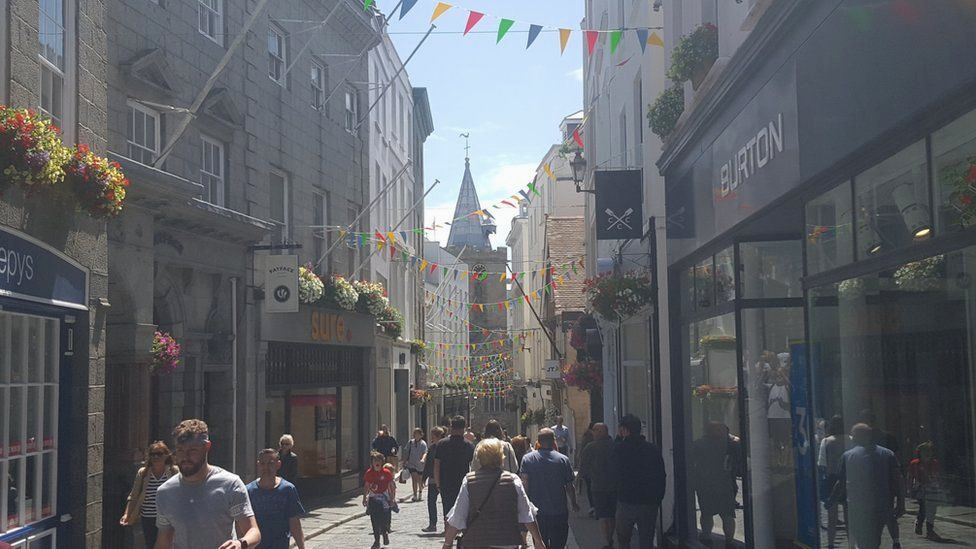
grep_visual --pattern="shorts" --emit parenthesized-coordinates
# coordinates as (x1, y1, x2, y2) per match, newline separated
(407, 467, 422, 475)
(592, 491, 618, 519)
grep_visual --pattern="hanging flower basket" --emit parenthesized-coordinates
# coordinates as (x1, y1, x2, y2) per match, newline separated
(692, 384, 738, 399)
(562, 360, 603, 392)
(410, 389, 433, 405)
(150, 330, 181, 374)
(583, 271, 653, 321)
(352, 280, 388, 315)
(893, 255, 945, 292)
(647, 85, 685, 140)
(0, 107, 72, 194)
(838, 277, 867, 300)
(376, 302, 404, 339)
(667, 23, 719, 88)
(942, 156, 976, 228)
(320, 275, 359, 310)
(410, 339, 427, 358)
(700, 335, 736, 351)
(63, 144, 129, 218)
(298, 265, 324, 304)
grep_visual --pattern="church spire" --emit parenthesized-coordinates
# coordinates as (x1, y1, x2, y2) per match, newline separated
(447, 150, 494, 250)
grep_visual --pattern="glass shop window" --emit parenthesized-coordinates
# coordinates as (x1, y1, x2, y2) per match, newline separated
(0, 312, 59, 534)
(854, 140, 931, 260)
(932, 108, 976, 233)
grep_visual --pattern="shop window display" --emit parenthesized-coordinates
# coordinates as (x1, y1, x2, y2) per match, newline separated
(806, 181, 854, 275)
(809, 246, 976, 546)
(855, 140, 931, 260)
(684, 313, 744, 544)
(933, 108, 976, 232)
(739, 241, 802, 299)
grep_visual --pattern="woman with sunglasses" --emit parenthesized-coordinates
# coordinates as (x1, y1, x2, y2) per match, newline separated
(120, 441, 179, 547)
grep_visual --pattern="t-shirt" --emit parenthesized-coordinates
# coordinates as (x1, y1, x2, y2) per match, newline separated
(520, 449, 574, 516)
(840, 444, 900, 519)
(155, 466, 254, 549)
(140, 470, 173, 518)
(364, 467, 394, 495)
(551, 425, 572, 452)
(372, 435, 399, 458)
(435, 435, 475, 491)
(245, 478, 305, 549)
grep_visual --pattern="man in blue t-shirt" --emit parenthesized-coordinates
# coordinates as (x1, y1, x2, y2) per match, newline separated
(247, 448, 307, 549)
(521, 428, 579, 549)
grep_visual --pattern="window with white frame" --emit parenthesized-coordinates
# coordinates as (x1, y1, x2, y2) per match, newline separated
(198, 0, 223, 44)
(344, 89, 358, 133)
(269, 171, 290, 239)
(311, 62, 325, 110)
(392, 93, 398, 142)
(38, 0, 65, 127)
(126, 102, 160, 165)
(200, 135, 224, 206)
(0, 312, 59, 535)
(312, 191, 329, 272)
(268, 25, 286, 84)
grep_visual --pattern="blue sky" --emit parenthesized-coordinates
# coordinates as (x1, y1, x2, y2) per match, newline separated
(383, 0, 585, 248)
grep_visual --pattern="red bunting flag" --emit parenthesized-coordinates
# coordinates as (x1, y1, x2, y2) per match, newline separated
(573, 127, 584, 148)
(464, 11, 485, 35)
(585, 30, 599, 55)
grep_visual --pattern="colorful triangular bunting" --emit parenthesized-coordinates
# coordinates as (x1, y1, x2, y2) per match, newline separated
(527, 24, 543, 49)
(464, 11, 485, 35)
(430, 2, 452, 23)
(497, 19, 515, 43)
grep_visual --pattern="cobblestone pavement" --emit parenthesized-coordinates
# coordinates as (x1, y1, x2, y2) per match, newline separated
(303, 492, 588, 549)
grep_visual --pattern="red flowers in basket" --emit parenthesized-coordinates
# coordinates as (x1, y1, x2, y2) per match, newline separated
(64, 144, 129, 218)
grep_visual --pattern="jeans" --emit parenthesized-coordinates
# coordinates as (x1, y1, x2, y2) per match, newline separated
(537, 513, 570, 549)
(141, 517, 159, 548)
(427, 484, 440, 526)
(368, 498, 392, 536)
(616, 502, 657, 549)
(441, 485, 460, 521)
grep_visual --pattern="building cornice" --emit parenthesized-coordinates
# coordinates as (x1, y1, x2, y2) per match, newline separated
(656, 0, 809, 175)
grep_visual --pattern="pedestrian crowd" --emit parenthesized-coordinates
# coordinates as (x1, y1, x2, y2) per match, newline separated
(116, 413, 666, 549)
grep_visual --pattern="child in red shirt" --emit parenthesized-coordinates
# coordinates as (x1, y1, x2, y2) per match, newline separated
(364, 451, 395, 549)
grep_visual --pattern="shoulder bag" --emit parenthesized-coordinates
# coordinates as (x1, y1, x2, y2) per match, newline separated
(456, 472, 502, 549)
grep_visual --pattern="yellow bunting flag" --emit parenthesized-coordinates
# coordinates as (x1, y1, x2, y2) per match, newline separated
(430, 2, 452, 22)
(647, 32, 664, 47)
(420, 259, 429, 271)
(559, 29, 572, 55)
(543, 163, 554, 180)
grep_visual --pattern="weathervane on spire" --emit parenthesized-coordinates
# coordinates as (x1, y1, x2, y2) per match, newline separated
(460, 132, 471, 160)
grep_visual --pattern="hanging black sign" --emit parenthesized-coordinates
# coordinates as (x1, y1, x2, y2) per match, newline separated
(595, 170, 643, 240)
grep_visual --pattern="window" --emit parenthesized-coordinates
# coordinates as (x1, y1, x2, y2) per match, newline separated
(806, 181, 854, 275)
(312, 191, 329, 272)
(346, 205, 358, 277)
(0, 312, 59, 535)
(311, 62, 325, 110)
(933, 107, 976, 233)
(198, 0, 222, 44)
(126, 102, 160, 165)
(268, 25, 286, 84)
(269, 171, 290, 239)
(200, 136, 224, 206)
(344, 89, 358, 133)
(391, 93, 398, 141)
(38, 0, 65, 127)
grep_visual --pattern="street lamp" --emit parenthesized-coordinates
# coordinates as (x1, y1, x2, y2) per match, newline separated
(570, 151, 595, 194)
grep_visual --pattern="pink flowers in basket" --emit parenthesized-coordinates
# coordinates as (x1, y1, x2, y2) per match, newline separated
(151, 330, 182, 374)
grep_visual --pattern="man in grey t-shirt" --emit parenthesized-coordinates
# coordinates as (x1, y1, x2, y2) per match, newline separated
(154, 419, 261, 549)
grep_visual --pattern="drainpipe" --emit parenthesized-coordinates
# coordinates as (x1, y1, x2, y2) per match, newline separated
(231, 276, 239, 473)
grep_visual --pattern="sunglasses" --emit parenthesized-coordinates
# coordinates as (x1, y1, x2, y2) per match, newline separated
(149, 452, 167, 457)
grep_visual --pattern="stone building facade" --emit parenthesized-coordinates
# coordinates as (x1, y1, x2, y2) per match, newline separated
(100, 0, 375, 545)
(0, 0, 109, 545)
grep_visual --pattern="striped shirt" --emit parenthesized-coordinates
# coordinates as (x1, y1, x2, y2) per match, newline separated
(140, 471, 172, 518)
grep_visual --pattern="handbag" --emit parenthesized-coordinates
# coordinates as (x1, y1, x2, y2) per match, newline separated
(398, 468, 410, 484)
(456, 472, 502, 549)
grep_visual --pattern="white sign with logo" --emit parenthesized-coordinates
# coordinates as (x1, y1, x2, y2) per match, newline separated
(266, 255, 299, 313)
(544, 359, 561, 380)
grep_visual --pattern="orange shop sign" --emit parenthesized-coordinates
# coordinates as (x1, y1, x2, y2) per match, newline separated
(311, 311, 352, 344)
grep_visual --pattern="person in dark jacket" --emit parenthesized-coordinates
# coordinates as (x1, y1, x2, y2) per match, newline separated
(421, 426, 445, 533)
(278, 434, 299, 483)
(610, 414, 666, 549)
(372, 425, 400, 468)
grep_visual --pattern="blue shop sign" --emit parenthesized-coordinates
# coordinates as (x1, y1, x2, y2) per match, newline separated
(0, 225, 88, 309)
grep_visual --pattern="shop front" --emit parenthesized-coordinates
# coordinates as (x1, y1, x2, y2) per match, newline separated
(0, 224, 98, 548)
(662, 1, 976, 546)
(262, 307, 376, 495)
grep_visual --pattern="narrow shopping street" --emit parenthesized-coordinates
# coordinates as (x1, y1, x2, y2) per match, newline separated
(302, 493, 590, 548)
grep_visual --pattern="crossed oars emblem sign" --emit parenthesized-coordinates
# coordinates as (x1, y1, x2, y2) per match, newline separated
(605, 207, 634, 232)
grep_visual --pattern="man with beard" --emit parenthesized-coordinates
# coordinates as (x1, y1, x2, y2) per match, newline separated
(154, 419, 261, 549)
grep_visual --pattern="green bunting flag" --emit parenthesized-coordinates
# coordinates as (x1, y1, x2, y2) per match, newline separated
(364, 0, 374, 11)
(497, 19, 515, 43)
(610, 30, 622, 54)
